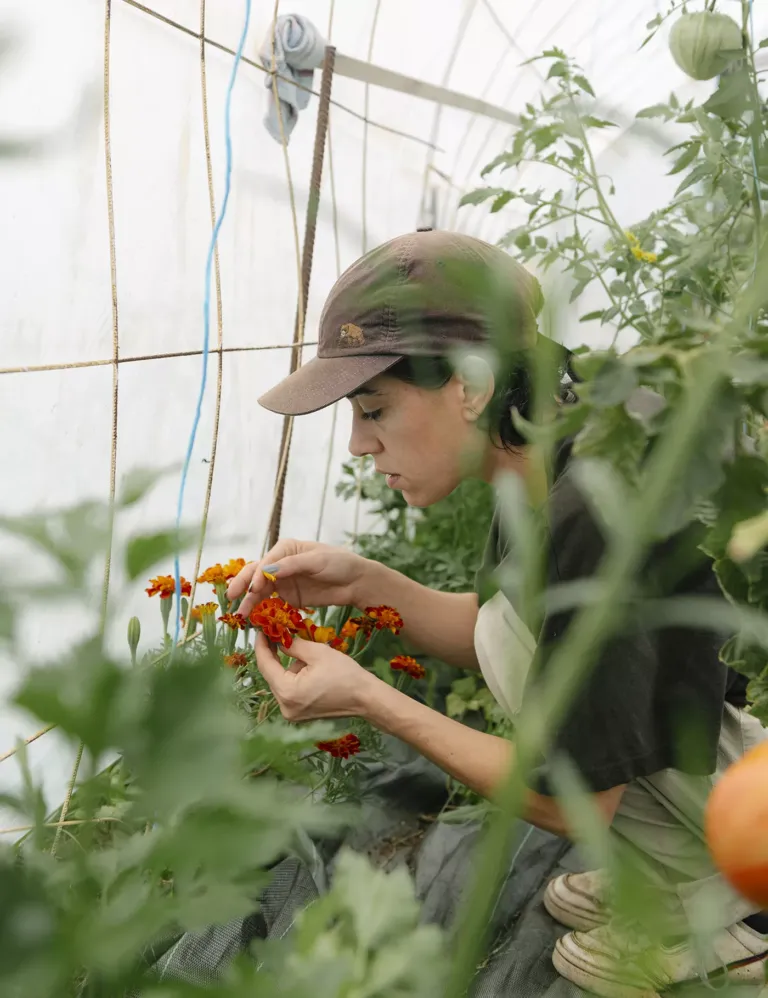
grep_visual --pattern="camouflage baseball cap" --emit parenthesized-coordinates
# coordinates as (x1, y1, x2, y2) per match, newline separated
(259, 228, 544, 416)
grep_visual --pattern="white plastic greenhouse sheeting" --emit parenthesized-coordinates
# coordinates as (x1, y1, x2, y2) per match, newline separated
(1, 0, 766, 835)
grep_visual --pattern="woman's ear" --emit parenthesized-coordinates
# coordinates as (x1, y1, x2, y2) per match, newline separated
(457, 354, 495, 422)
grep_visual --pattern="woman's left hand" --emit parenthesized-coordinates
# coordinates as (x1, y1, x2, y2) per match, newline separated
(254, 631, 379, 721)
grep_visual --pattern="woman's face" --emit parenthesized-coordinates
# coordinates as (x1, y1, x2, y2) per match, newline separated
(347, 373, 483, 507)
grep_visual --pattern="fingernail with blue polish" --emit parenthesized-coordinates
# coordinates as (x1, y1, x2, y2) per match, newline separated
(263, 564, 280, 574)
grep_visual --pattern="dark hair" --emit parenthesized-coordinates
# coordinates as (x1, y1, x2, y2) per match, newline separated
(388, 352, 577, 451)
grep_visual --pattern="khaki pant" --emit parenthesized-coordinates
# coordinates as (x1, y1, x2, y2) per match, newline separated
(475, 593, 768, 935)
(610, 703, 767, 935)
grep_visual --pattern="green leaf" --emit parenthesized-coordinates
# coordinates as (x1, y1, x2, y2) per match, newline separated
(458, 187, 506, 207)
(579, 310, 604, 322)
(480, 151, 519, 177)
(628, 299, 647, 316)
(667, 141, 701, 176)
(14, 639, 124, 757)
(703, 70, 750, 120)
(636, 104, 671, 119)
(491, 190, 515, 213)
(118, 466, 174, 507)
(586, 355, 639, 409)
(609, 280, 630, 296)
(546, 61, 568, 80)
(569, 279, 590, 303)
(675, 161, 713, 196)
(747, 667, 768, 723)
(531, 126, 559, 152)
(652, 382, 741, 538)
(573, 262, 592, 282)
(574, 406, 647, 484)
(124, 528, 195, 580)
(729, 351, 768, 386)
(581, 116, 617, 129)
(513, 230, 531, 250)
(572, 74, 595, 97)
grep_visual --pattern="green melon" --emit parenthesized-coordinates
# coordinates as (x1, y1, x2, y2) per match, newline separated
(669, 11, 742, 81)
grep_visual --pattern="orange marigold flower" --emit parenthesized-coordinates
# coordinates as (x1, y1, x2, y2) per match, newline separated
(222, 558, 246, 579)
(219, 612, 247, 630)
(250, 596, 304, 648)
(197, 563, 228, 586)
(146, 575, 192, 599)
(314, 625, 337, 644)
(364, 605, 404, 635)
(340, 620, 360, 639)
(224, 652, 249, 669)
(316, 733, 361, 759)
(297, 621, 350, 654)
(390, 655, 426, 680)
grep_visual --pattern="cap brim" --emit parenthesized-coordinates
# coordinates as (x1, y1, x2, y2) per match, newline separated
(258, 353, 403, 416)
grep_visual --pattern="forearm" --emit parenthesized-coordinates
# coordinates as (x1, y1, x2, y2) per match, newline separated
(358, 678, 573, 834)
(355, 560, 479, 669)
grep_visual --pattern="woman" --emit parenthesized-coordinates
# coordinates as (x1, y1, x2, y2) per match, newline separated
(229, 229, 767, 997)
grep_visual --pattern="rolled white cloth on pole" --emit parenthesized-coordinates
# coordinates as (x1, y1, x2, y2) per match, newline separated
(259, 14, 326, 143)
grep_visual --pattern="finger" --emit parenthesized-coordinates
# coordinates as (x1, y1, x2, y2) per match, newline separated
(287, 659, 307, 675)
(253, 632, 288, 692)
(283, 635, 327, 664)
(226, 561, 260, 600)
(259, 551, 320, 585)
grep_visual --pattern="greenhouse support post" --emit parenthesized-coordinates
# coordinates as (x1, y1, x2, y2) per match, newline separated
(267, 45, 336, 551)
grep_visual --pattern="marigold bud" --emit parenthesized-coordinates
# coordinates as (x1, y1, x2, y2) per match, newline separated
(127, 616, 141, 665)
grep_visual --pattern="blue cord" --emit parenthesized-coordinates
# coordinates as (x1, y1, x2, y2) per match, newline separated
(173, 0, 253, 647)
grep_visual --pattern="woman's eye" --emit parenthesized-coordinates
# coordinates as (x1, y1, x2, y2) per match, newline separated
(360, 408, 383, 422)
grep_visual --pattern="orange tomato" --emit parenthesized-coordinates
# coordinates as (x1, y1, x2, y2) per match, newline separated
(705, 739, 768, 907)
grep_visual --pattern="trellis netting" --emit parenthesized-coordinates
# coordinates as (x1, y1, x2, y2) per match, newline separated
(2, 0, 767, 839)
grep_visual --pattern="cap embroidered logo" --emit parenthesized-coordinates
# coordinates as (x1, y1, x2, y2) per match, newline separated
(339, 322, 365, 347)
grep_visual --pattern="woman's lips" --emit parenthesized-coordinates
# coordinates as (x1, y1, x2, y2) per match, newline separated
(385, 474, 401, 488)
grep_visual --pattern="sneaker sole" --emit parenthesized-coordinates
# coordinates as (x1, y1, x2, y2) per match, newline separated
(552, 932, 767, 998)
(552, 937, 660, 998)
(544, 875, 609, 932)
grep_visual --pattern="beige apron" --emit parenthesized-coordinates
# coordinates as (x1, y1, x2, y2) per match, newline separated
(473, 589, 536, 720)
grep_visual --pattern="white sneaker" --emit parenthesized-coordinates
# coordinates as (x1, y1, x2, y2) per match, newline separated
(544, 870, 610, 931)
(552, 920, 768, 998)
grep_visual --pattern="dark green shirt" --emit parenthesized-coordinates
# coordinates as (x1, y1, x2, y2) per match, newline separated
(478, 463, 748, 795)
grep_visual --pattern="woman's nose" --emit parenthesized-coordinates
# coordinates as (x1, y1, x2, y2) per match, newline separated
(348, 417, 382, 458)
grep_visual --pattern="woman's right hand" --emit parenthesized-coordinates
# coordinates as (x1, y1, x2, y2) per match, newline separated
(226, 540, 370, 621)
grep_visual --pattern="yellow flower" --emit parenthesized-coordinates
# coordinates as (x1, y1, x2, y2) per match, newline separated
(263, 570, 277, 583)
(625, 230, 639, 245)
(630, 244, 657, 264)
(188, 601, 219, 622)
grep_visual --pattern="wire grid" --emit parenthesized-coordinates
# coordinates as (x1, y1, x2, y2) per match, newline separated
(1, 0, 600, 778)
(0, 1, 331, 798)
(1, 0, 505, 774)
